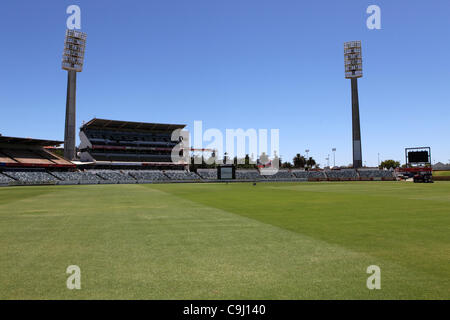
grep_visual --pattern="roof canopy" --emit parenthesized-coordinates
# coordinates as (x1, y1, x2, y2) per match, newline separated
(0, 136, 63, 146)
(81, 118, 186, 132)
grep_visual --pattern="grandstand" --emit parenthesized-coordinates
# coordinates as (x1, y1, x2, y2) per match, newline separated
(325, 169, 359, 181)
(196, 169, 217, 180)
(0, 173, 14, 183)
(0, 136, 73, 168)
(126, 170, 169, 182)
(235, 169, 263, 181)
(358, 169, 396, 180)
(164, 170, 201, 181)
(51, 171, 100, 183)
(0, 131, 396, 187)
(1, 167, 396, 187)
(4, 171, 56, 184)
(292, 170, 308, 180)
(263, 170, 295, 180)
(0, 136, 75, 185)
(87, 169, 135, 183)
(305, 170, 328, 181)
(78, 118, 187, 170)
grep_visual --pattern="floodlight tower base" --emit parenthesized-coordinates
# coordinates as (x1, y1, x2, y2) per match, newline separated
(64, 70, 77, 160)
(351, 78, 362, 168)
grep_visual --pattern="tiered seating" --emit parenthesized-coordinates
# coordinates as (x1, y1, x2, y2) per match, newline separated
(307, 171, 327, 180)
(358, 170, 394, 179)
(52, 171, 100, 182)
(263, 170, 294, 180)
(380, 171, 395, 179)
(0, 166, 400, 186)
(292, 171, 308, 179)
(0, 173, 14, 183)
(88, 170, 133, 182)
(126, 170, 169, 181)
(196, 169, 217, 180)
(0, 151, 17, 164)
(90, 152, 171, 162)
(325, 169, 358, 180)
(235, 170, 261, 180)
(87, 129, 174, 146)
(1, 149, 53, 165)
(3, 171, 55, 183)
(36, 149, 73, 165)
(79, 119, 185, 166)
(164, 170, 200, 180)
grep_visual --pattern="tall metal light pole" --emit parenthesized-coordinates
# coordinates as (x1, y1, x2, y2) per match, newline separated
(332, 148, 336, 167)
(344, 41, 363, 168)
(62, 29, 87, 160)
(305, 149, 310, 168)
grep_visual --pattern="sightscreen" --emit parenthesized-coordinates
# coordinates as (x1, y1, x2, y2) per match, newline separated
(220, 167, 233, 179)
(408, 151, 429, 163)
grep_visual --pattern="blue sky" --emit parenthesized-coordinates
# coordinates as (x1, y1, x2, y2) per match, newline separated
(0, 0, 449, 166)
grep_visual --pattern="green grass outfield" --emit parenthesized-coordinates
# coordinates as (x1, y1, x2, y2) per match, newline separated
(0, 182, 449, 299)
(434, 170, 450, 177)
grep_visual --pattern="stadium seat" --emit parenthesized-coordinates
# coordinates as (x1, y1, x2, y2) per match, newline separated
(164, 170, 200, 180)
(262, 170, 295, 180)
(51, 171, 101, 183)
(0, 172, 14, 184)
(358, 169, 395, 180)
(235, 170, 262, 180)
(126, 170, 169, 182)
(87, 170, 134, 183)
(1, 149, 54, 165)
(196, 169, 217, 180)
(325, 169, 358, 181)
(2, 171, 56, 184)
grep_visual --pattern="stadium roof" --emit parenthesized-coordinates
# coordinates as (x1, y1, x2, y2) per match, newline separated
(81, 118, 186, 132)
(0, 135, 63, 146)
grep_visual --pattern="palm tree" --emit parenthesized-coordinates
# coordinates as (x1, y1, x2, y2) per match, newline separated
(293, 154, 306, 168)
(306, 157, 316, 168)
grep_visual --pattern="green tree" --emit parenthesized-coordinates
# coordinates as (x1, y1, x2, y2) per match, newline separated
(379, 159, 400, 169)
(281, 161, 293, 168)
(293, 153, 306, 168)
(48, 148, 64, 158)
(244, 154, 250, 166)
(306, 157, 316, 168)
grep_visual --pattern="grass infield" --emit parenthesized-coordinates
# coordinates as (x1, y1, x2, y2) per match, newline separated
(0, 181, 449, 299)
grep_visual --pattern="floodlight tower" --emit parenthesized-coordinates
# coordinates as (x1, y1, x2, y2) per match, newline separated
(344, 41, 363, 168)
(62, 29, 87, 160)
(332, 148, 336, 167)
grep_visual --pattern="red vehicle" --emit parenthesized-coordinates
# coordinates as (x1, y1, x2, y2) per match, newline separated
(397, 167, 433, 183)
